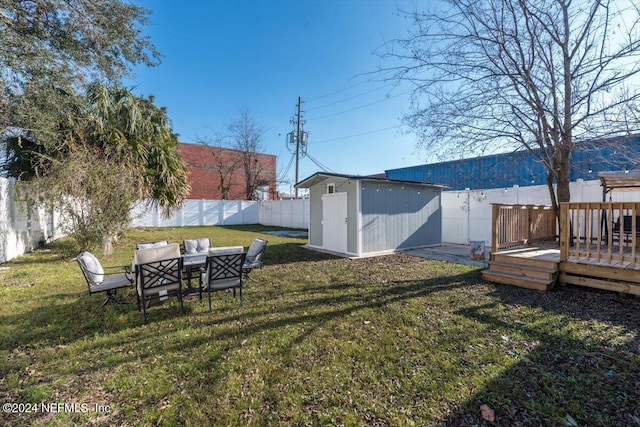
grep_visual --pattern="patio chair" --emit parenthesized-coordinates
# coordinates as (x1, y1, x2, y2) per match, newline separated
(200, 246, 246, 311)
(77, 252, 133, 308)
(612, 215, 640, 242)
(242, 238, 268, 282)
(134, 243, 184, 322)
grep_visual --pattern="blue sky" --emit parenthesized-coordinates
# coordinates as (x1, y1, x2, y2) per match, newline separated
(127, 0, 422, 194)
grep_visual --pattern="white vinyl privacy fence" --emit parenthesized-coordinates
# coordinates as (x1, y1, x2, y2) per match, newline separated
(0, 177, 61, 263)
(5, 176, 640, 263)
(130, 199, 310, 230)
(442, 179, 640, 245)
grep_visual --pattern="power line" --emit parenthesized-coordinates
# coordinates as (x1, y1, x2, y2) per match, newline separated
(306, 88, 413, 122)
(305, 83, 395, 112)
(278, 151, 296, 183)
(306, 152, 336, 173)
(305, 69, 397, 103)
(311, 125, 402, 145)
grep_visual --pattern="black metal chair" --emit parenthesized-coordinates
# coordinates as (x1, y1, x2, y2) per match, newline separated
(612, 215, 640, 242)
(200, 246, 246, 311)
(77, 252, 133, 308)
(134, 243, 184, 322)
(242, 238, 267, 282)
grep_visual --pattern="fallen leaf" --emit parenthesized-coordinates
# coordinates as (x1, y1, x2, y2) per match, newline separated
(480, 404, 495, 422)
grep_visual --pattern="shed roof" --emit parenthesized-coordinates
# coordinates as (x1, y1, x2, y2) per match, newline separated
(295, 172, 447, 189)
(598, 170, 640, 192)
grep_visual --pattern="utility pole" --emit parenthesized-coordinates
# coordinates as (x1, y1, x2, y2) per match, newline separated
(295, 96, 302, 199)
(287, 97, 307, 199)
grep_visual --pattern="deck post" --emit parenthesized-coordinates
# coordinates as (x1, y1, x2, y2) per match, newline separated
(491, 204, 500, 253)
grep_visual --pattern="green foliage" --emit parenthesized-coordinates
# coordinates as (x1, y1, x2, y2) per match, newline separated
(0, 0, 171, 253)
(3, 84, 189, 253)
(0, 0, 159, 132)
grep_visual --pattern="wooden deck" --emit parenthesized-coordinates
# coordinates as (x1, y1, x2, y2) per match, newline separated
(483, 243, 640, 295)
(484, 202, 640, 295)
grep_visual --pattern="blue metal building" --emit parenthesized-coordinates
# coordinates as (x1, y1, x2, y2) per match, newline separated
(385, 135, 640, 190)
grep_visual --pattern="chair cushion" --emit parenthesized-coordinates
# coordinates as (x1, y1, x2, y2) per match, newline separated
(137, 282, 180, 297)
(204, 277, 241, 290)
(246, 239, 267, 263)
(183, 239, 198, 254)
(79, 252, 104, 284)
(184, 238, 210, 254)
(135, 243, 181, 264)
(208, 246, 244, 256)
(137, 240, 169, 250)
(243, 260, 263, 269)
(92, 274, 132, 292)
(197, 238, 210, 252)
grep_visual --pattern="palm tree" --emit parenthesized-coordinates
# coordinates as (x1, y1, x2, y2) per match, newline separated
(2, 83, 190, 254)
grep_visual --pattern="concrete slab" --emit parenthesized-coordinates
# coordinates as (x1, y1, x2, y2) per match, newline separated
(401, 243, 490, 268)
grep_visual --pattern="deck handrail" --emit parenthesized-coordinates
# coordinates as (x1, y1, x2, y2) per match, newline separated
(491, 204, 557, 253)
(560, 202, 640, 267)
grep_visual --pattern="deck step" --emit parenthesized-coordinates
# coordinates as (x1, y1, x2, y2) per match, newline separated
(482, 270, 555, 291)
(488, 260, 557, 281)
(491, 252, 558, 270)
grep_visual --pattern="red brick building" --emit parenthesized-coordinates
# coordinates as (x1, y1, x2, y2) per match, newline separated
(178, 143, 278, 200)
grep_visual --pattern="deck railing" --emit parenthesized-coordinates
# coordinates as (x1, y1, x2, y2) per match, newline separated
(491, 204, 557, 252)
(560, 202, 640, 267)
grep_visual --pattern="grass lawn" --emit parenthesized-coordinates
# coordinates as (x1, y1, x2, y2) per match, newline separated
(1, 225, 639, 426)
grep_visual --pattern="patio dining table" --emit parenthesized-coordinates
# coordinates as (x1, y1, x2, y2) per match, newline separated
(132, 247, 245, 297)
(182, 253, 207, 295)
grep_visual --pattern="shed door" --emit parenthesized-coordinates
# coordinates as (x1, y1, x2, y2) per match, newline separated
(322, 192, 348, 254)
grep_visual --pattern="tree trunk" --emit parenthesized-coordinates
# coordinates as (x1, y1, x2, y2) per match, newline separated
(103, 234, 114, 256)
(547, 172, 559, 219)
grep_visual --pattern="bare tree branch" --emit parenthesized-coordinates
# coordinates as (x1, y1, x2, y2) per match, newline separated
(380, 0, 640, 216)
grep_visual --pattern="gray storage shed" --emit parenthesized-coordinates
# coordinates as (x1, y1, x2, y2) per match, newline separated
(295, 172, 444, 257)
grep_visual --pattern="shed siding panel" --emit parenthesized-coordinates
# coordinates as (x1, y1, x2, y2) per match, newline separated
(308, 184, 324, 247)
(360, 183, 441, 253)
(345, 179, 359, 254)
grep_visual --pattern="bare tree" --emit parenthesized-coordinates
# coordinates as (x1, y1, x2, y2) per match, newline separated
(381, 0, 640, 217)
(198, 134, 240, 200)
(226, 109, 269, 200)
